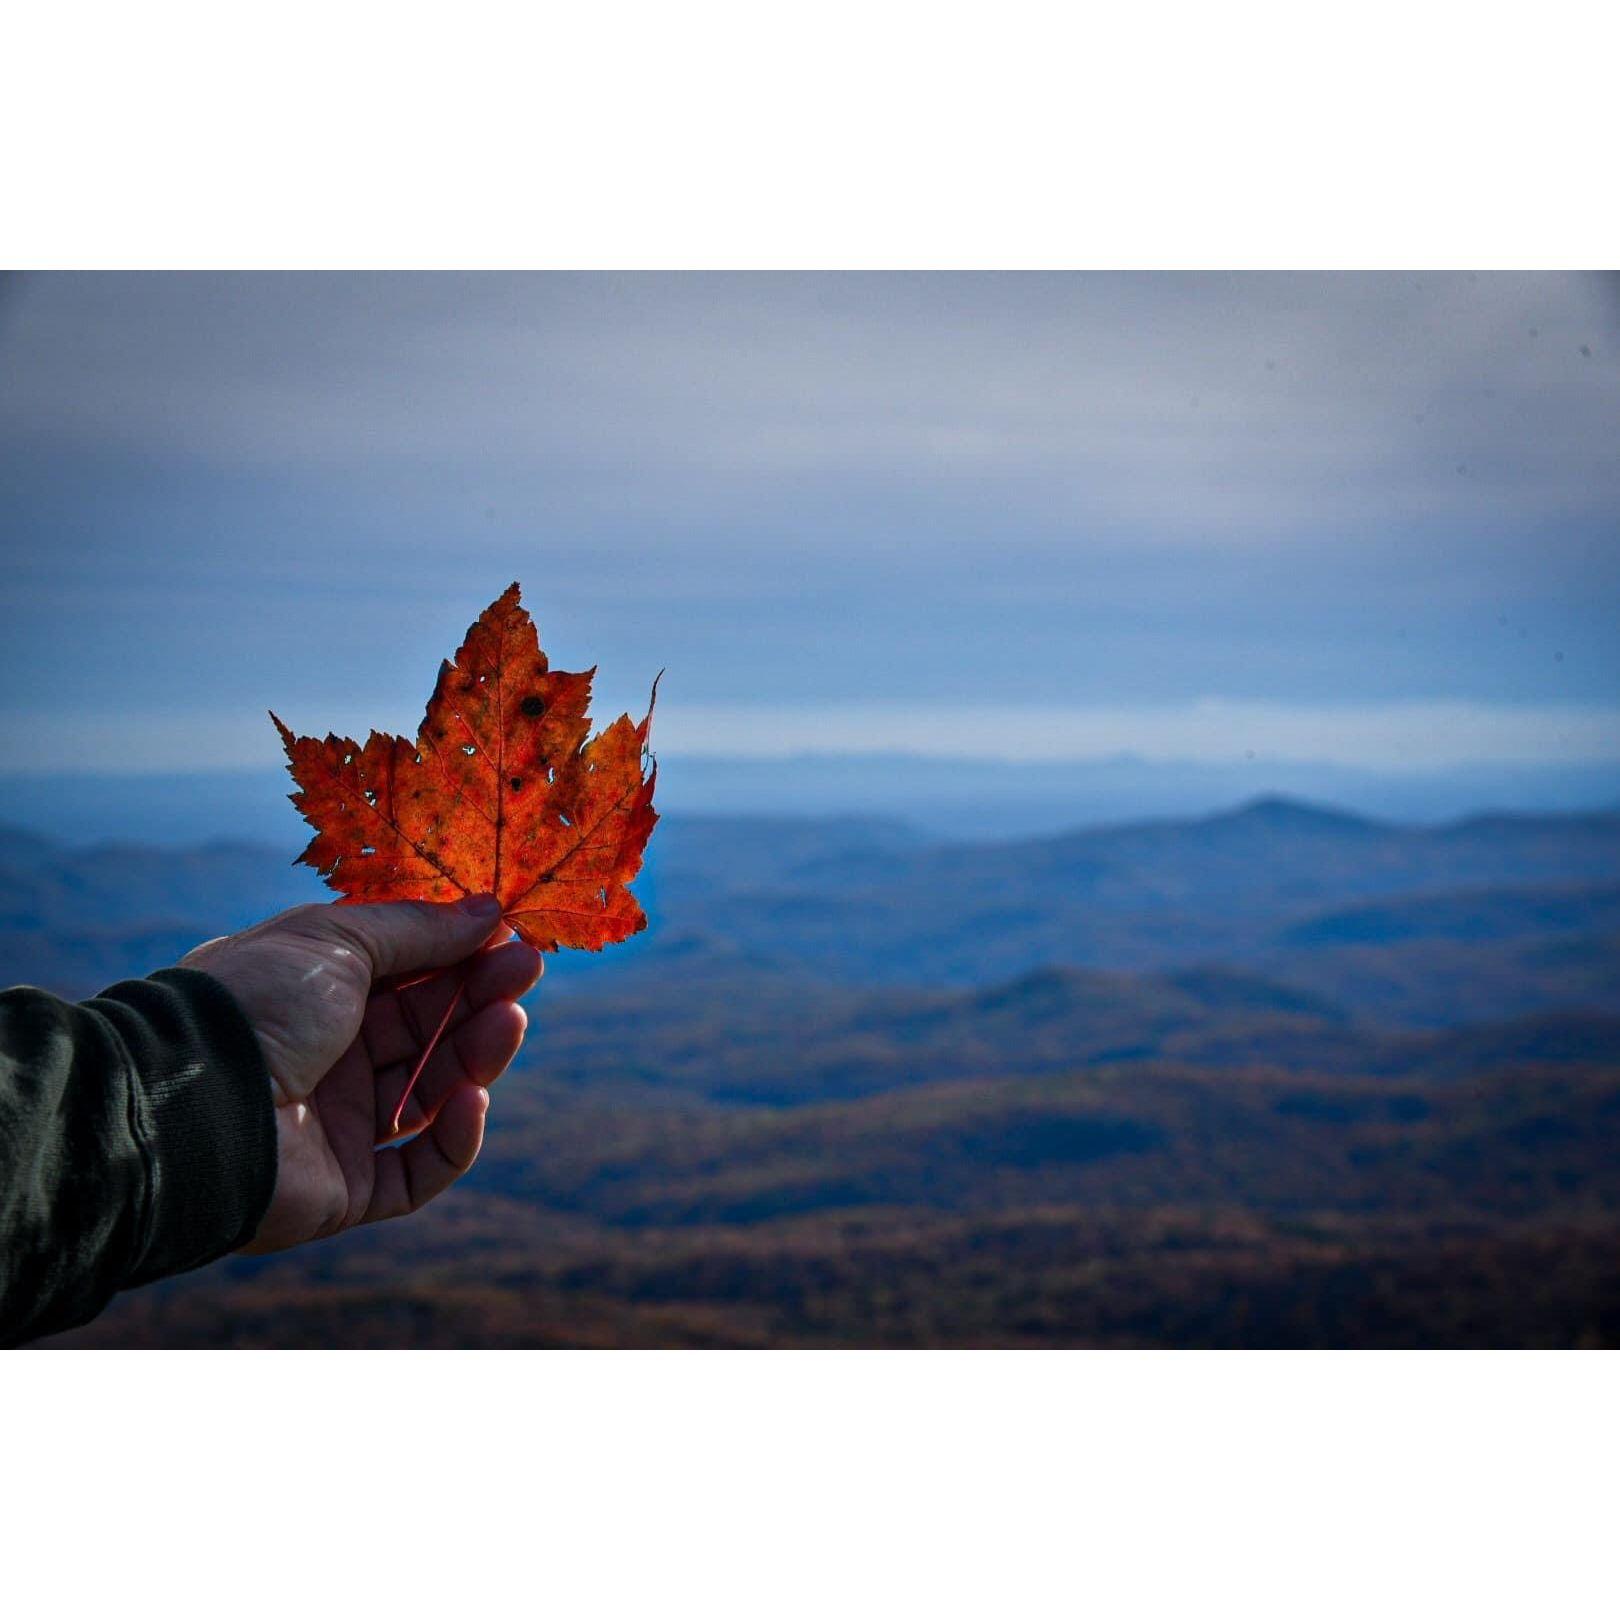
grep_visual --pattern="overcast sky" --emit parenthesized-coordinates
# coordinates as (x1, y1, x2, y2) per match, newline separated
(1, 272, 1616, 775)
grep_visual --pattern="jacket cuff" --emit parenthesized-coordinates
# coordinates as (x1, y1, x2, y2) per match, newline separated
(87, 967, 278, 1285)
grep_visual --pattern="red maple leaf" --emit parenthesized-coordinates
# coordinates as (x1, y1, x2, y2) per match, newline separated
(273, 583, 658, 949)
(272, 585, 658, 1126)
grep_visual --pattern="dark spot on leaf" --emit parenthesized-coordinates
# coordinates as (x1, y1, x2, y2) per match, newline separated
(521, 695, 546, 717)
(509, 777, 523, 793)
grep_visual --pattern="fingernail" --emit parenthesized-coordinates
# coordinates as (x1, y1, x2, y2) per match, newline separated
(458, 893, 501, 917)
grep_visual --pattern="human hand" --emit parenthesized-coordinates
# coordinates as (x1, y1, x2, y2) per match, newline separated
(181, 896, 541, 1253)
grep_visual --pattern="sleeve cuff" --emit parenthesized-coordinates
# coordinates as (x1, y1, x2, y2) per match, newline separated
(87, 967, 279, 1286)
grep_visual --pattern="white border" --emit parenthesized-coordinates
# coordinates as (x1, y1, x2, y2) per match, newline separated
(4, 1350, 1614, 1616)
(3, 1, 1616, 268)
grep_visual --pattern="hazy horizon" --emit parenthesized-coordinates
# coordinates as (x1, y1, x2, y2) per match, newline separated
(4, 753, 1618, 850)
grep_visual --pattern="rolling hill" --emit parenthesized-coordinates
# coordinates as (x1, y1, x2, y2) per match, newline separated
(53, 1057, 1620, 1349)
(12, 794, 1620, 1349)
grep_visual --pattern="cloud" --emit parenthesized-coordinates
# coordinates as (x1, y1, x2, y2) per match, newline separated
(2, 272, 1617, 546)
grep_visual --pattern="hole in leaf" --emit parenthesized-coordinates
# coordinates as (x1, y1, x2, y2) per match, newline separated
(364, 790, 377, 806)
(461, 743, 477, 756)
(361, 845, 376, 857)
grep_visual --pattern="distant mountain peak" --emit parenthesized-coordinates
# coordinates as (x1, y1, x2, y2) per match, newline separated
(1217, 795, 1384, 833)
(977, 964, 1115, 1002)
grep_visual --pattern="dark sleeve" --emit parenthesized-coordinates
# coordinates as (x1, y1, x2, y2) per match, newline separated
(0, 967, 277, 1347)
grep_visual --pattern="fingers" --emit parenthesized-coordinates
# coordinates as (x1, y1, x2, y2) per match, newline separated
(382, 998, 528, 1138)
(362, 1085, 490, 1225)
(361, 937, 542, 1074)
(322, 895, 506, 981)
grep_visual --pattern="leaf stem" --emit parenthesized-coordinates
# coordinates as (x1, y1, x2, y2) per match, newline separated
(390, 981, 464, 1136)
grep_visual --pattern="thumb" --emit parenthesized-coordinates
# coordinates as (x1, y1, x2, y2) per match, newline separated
(320, 895, 504, 981)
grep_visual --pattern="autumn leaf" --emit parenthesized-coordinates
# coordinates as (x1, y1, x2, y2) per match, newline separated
(272, 583, 658, 954)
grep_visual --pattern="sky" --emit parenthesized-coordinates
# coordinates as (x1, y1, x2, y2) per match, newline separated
(1, 272, 1616, 803)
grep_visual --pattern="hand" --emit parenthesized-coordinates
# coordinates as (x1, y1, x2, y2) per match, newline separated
(181, 896, 541, 1253)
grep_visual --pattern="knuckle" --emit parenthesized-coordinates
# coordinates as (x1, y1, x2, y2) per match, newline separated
(269, 903, 336, 943)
